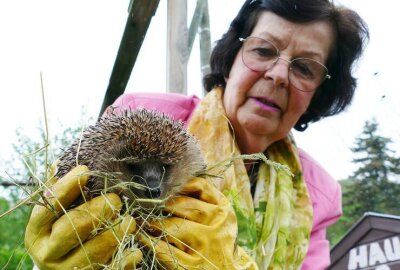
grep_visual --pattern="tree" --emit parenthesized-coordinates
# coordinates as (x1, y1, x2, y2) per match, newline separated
(0, 117, 92, 269)
(347, 119, 400, 216)
(328, 119, 400, 246)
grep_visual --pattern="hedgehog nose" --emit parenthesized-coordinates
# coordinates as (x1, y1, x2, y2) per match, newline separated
(146, 187, 161, 198)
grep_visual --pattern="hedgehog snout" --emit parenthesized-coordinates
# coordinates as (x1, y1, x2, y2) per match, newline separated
(125, 159, 169, 199)
(140, 166, 166, 199)
(144, 184, 162, 198)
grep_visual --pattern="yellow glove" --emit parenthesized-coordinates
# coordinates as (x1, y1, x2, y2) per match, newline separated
(25, 165, 142, 270)
(139, 176, 258, 270)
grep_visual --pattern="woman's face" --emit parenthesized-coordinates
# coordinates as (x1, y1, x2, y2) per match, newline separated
(223, 11, 334, 154)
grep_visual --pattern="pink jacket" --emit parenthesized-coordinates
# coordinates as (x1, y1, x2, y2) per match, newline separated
(111, 92, 342, 270)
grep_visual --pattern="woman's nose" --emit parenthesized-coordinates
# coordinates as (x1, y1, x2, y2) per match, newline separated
(263, 58, 290, 89)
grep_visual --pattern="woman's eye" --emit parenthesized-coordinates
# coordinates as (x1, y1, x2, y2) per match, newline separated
(292, 61, 315, 79)
(253, 47, 276, 58)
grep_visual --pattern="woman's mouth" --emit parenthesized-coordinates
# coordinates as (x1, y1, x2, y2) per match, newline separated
(250, 97, 281, 112)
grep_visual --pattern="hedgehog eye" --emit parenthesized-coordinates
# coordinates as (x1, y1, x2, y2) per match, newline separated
(124, 162, 141, 175)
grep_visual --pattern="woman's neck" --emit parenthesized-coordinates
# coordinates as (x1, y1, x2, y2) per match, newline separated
(227, 119, 274, 155)
(236, 133, 272, 155)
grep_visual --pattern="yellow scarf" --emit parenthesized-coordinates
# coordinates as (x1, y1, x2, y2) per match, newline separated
(187, 87, 313, 269)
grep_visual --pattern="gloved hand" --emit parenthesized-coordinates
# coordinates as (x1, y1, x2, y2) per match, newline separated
(25, 165, 142, 270)
(139, 176, 258, 270)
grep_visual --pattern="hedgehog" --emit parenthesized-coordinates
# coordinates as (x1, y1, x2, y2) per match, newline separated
(56, 108, 205, 207)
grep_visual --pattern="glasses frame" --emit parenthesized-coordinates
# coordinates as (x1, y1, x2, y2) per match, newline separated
(239, 36, 331, 92)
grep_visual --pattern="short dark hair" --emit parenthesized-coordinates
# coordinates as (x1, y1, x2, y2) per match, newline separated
(203, 0, 369, 131)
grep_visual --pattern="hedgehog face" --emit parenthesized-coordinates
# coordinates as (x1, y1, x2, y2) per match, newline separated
(94, 156, 174, 205)
(120, 159, 171, 199)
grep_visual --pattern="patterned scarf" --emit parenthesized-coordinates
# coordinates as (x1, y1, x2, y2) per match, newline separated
(187, 87, 313, 269)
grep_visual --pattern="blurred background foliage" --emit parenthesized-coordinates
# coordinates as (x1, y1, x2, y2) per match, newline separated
(0, 118, 89, 269)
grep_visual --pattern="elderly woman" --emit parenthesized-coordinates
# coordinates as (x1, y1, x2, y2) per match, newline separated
(25, 0, 368, 269)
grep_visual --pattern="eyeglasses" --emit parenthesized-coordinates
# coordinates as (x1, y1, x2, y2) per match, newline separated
(239, 36, 331, 92)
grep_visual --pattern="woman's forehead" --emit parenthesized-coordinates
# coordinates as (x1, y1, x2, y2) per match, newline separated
(250, 11, 335, 62)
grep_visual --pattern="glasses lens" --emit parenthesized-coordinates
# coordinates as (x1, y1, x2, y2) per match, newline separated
(241, 37, 279, 72)
(289, 58, 329, 92)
